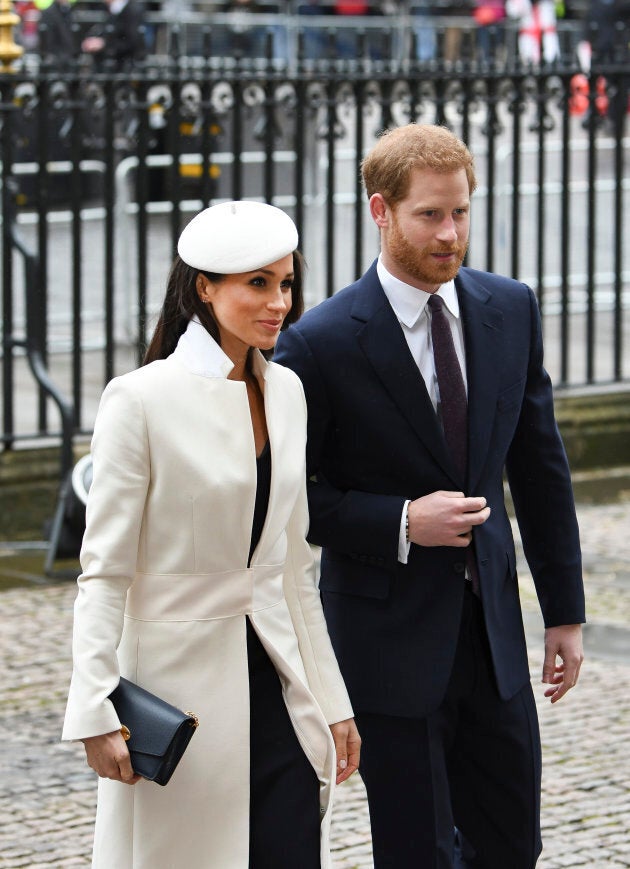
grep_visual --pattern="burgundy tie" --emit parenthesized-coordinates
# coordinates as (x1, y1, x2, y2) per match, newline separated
(428, 294, 480, 595)
(428, 295, 468, 478)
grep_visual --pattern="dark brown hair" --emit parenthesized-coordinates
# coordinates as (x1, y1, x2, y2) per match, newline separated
(143, 251, 305, 365)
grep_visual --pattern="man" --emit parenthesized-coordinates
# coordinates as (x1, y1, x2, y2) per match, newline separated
(81, 0, 146, 71)
(37, 0, 80, 69)
(275, 123, 584, 869)
(581, 0, 630, 130)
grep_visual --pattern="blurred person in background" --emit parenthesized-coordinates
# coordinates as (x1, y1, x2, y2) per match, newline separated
(439, 0, 473, 63)
(506, 0, 560, 62)
(37, 0, 81, 67)
(15, 0, 40, 50)
(472, 0, 506, 60)
(410, 0, 438, 62)
(221, 0, 285, 59)
(81, 0, 146, 69)
(333, 0, 387, 60)
(297, 0, 332, 59)
(581, 0, 630, 129)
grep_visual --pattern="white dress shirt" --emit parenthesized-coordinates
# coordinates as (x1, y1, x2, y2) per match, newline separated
(376, 257, 469, 563)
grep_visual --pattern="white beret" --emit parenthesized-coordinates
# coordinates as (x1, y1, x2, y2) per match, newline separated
(177, 200, 298, 274)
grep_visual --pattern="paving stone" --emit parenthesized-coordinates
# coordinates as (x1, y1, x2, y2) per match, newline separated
(1, 494, 629, 867)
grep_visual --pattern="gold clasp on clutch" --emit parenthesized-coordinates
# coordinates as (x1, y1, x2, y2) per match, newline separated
(120, 725, 131, 741)
(185, 712, 199, 729)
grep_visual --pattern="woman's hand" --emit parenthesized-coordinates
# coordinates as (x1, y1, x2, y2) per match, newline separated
(329, 718, 361, 785)
(82, 730, 141, 785)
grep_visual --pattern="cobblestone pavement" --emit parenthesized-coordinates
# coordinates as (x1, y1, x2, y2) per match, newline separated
(1, 489, 630, 868)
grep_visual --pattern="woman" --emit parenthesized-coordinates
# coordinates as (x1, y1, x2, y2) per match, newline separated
(62, 200, 360, 868)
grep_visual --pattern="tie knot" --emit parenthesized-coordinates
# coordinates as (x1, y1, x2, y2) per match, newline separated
(427, 294, 445, 313)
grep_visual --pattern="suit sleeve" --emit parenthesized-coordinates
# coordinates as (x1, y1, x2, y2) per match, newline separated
(275, 326, 404, 568)
(62, 377, 150, 740)
(505, 288, 585, 628)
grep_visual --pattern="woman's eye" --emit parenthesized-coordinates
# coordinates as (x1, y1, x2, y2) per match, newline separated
(250, 277, 266, 287)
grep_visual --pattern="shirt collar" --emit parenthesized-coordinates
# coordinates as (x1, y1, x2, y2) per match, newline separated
(173, 317, 268, 380)
(377, 256, 460, 326)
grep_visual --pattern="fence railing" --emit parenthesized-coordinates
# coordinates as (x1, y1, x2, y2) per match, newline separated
(1, 43, 629, 452)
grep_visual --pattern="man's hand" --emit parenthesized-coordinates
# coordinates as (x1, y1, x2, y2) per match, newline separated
(329, 718, 361, 785)
(82, 730, 141, 784)
(81, 36, 105, 53)
(542, 624, 584, 703)
(407, 491, 490, 547)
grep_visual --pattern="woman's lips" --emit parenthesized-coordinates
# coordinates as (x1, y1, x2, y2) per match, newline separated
(258, 320, 283, 333)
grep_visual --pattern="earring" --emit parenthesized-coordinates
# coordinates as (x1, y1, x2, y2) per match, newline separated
(196, 275, 209, 303)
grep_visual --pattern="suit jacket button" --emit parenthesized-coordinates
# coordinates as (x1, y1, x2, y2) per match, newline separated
(453, 562, 466, 574)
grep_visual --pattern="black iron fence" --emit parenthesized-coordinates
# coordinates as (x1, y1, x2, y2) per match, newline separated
(1, 37, 629, 453)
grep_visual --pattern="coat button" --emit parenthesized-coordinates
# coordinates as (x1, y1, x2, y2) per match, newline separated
(453, 562, 466, 574)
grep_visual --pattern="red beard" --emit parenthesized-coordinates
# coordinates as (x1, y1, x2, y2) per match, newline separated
(387, 219, 468, 288)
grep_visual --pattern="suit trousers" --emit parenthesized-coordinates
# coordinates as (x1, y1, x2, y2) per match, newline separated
(247, 619, 321, 869)
(356, 586, 543, 869)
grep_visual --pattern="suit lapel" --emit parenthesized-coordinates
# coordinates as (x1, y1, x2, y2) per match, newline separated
(456, 271, 504, 493)
(353, 265, 505, 492)
(352, 266, 460, 485)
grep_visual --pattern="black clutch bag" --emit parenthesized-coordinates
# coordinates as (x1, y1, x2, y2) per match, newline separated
(108, 677, 199, 786)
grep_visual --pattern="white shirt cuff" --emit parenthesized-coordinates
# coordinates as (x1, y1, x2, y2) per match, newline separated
(398, 500, 411, 564)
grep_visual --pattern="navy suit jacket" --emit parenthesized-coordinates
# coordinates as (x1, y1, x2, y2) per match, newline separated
(275, 262, 585, 719)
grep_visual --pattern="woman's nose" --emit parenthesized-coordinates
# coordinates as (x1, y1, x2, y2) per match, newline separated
(268, 288, 288, 310)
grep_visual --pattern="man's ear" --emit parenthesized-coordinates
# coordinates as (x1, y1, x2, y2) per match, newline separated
(369, 193, 390, 228)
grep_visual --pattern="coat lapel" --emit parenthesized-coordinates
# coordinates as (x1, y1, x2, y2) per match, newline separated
(456, 270, 504, 493)
(352, 264, 460, 485)
(253, 352, 306, 562)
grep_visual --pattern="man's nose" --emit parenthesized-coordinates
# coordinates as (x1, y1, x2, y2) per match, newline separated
(436, 218, 457, 241)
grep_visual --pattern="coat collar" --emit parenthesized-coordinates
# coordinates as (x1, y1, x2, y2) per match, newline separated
(173, 317, 269, 382)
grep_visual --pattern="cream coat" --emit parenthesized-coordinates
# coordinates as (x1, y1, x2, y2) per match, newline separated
(62, 321, 354, 869)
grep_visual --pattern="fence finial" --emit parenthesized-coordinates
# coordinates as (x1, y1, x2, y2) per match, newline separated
(0, 0, 24, 73)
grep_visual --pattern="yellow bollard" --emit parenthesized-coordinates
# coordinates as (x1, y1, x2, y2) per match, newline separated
(0, 0, 24, 73)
